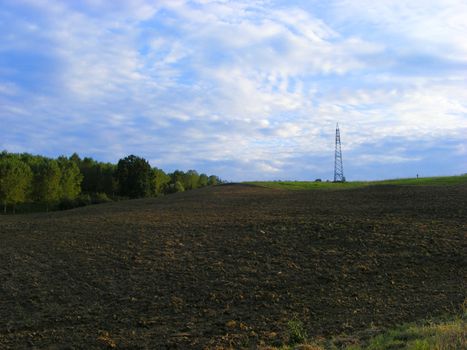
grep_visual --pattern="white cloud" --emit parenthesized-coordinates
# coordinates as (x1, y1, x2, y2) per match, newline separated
(354, 154, 422, 165)
(330, 0, 467, 61)
(0, 0, 466, 180)
(0, 82, 20, 96)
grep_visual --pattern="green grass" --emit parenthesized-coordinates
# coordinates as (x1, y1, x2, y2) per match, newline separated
(247, 174, 467, 191)
(346, 318, 467, 350)
(273, 310, 466, 350)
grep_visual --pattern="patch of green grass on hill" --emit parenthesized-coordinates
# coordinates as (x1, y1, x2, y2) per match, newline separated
(344, 317, 466, 350)
(248, 174, 467, 191)
(247, 181, 366, 190)
(276, 308, 466, 350)
(375, 174, 467, 186)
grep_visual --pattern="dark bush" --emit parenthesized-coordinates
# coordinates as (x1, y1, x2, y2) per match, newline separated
(92, 192, 112, 204)
(58, 194, 92, 210)
(58, 198, 76, 210)
(75, 194, 92, 206)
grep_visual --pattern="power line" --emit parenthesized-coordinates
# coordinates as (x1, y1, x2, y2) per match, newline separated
(334, 123, 345, 182)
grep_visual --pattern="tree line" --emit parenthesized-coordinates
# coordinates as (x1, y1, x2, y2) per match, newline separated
(0, 151, 222, 213)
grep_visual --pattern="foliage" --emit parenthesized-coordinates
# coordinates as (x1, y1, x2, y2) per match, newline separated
(92, 192, 112, 204)
(198, 173, 209, 187)
(165, 180, 185, 193)
(353, 315, 467, 350)
(75, 156, 117, 196)
(287, 318, 308, 345)
(184, 169, 200, 190)
(116, 155, 152, 198)
(0, 150, 222, 213)
(57, 156, 83, 200)
(151, 167, 171, 196)
(76, 194, 92, 206)
(32, 159, 62, 211)
(0, 156, 32, 213)
(208, 175, 221, 186)
(174, 180, 185, 192)
(274, 310, 466, 350)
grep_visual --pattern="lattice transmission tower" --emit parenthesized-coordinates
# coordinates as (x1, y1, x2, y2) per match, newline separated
(334, 123, 345, 182)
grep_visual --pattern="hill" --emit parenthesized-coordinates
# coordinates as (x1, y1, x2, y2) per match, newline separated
(248, 174, 467, 190)
(0, 183, 466, 348)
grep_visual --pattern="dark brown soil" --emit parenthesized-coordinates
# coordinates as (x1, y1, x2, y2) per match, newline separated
(0, 184, 466, 349)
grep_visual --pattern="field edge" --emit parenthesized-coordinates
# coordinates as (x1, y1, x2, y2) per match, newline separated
(246, 174, 467, 191)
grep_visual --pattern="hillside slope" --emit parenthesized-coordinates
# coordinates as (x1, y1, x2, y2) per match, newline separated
(248, 174, 467, 190)
(0, 184, 466, 348)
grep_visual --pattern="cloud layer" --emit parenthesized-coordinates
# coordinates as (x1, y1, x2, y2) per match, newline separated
(1, 0, 466, 180)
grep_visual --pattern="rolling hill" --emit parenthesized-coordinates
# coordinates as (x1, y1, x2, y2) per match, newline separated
(0, 183, 466, 348)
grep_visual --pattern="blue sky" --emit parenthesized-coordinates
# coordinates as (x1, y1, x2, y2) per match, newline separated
(1, 0, 466, 181)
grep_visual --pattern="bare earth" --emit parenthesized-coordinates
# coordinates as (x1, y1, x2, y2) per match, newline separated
(0, 184, 466, 349)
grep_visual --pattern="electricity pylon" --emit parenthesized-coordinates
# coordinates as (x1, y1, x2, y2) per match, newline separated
(334, 123, 345, 182)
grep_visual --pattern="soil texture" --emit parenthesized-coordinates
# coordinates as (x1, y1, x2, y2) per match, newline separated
(0, 184, 466, 349)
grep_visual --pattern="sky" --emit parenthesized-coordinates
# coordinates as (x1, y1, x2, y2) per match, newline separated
(1, 0, 466, 181)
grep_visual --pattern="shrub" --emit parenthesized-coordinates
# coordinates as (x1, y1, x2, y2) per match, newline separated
(287, 318, 308, 345)
(76, 194, 92, 206)
(174, 181, 185, 193)
(164, 181, 185, 194)
(92, 192, 112, 204)
(58, 194, 91, 210)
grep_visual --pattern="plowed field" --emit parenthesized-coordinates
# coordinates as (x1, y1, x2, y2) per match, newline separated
(0, 184, 466, 349)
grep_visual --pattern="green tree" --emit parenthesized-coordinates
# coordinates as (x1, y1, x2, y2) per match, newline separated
(174, 180, 185, 192)
(69, 152, 81, 164)
(99, 163, 118, 196)
(33, 159, 62, 211)
(198, 173, 209, 188)
(0, 150, 224, 211)
(58, 156, 83, 200)
(184, 170, 200, 190)
(170, 170, 185, 185)
(79, 157, 98, 193)
(78, 157, 118, 196)
(116, 155, 152, 198)
(164, 180, 185, 194)
(0, 157, 32, 213)
(151, 168, 170, 196)
(208, 175, 220, 186)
